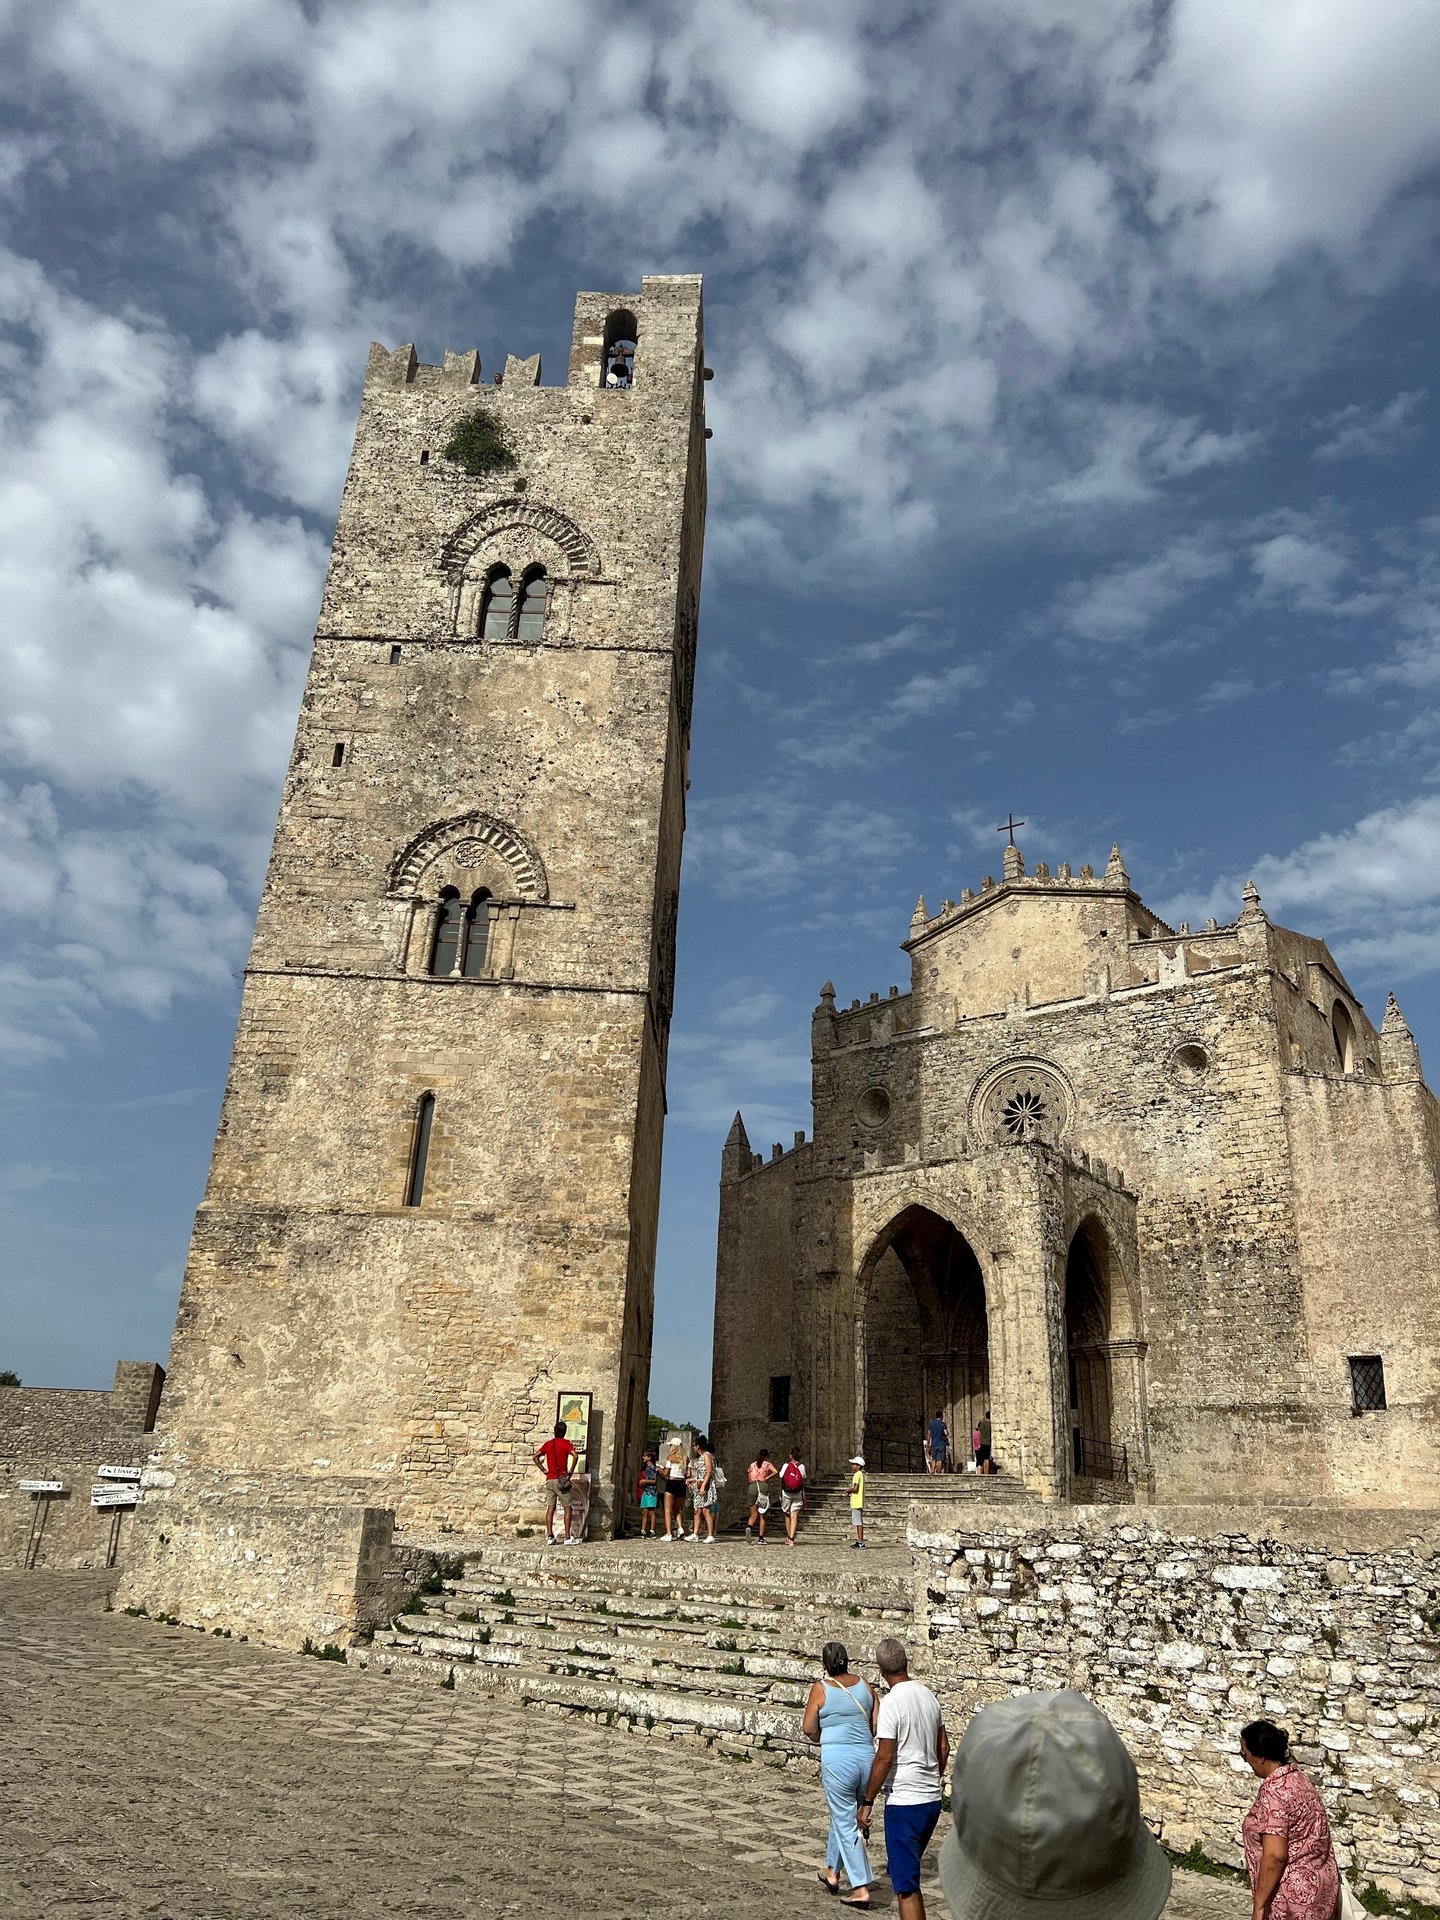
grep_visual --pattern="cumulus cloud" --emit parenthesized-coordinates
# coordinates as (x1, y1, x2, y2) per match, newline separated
(1314, 390, 1427, 462)
(1169, 794, 1440, 986)
(1060, 534, 1233, 645)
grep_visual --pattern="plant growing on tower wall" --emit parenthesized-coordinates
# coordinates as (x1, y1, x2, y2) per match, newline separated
(442, 407, 517, 478)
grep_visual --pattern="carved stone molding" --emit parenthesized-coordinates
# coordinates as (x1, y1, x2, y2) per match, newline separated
(439, 497, 602, 582)
(389, 811, 549, 902)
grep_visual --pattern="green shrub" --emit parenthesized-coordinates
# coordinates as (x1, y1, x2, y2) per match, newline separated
(442, 410, 517, 478)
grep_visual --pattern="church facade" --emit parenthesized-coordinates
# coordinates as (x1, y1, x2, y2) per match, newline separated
(711, 841, 1440, 1508)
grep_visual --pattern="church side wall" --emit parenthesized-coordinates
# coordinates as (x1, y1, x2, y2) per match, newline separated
(1282, 1074, 1440, 1504)
(913, 1503, 1440, 1903)
(711, 1155, 800, 1523)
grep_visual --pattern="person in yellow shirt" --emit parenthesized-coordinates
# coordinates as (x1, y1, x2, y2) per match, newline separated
(848, 1453, 865, 1550)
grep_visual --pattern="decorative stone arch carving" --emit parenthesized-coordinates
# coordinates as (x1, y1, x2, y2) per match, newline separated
(440, 498, 602, 584)
(390, 811, 549, 904)
(968, 1056, 1075, 1146)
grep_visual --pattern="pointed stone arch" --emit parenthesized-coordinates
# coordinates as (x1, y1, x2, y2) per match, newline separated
(389, 811, 549, 903)
(439, 498, 602, 583)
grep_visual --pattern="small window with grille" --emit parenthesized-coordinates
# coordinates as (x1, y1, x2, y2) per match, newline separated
(1348, 1355, 1386, 1412)
(769, 1375, 791, 1423)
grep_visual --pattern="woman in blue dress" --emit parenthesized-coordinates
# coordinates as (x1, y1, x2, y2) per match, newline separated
(802, 1640, 876, 1907)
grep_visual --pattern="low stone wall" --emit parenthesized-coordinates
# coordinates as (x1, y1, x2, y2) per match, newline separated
(911, 1503, 1440, 1902)
(117, 1498, 395, 1650)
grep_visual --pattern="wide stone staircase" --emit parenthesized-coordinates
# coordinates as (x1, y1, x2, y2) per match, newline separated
(791, 1469, 1029, 1542)
(352, 1541, 915, 1763)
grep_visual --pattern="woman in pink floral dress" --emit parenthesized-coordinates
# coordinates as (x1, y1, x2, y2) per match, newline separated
(1241, 1720, 1340, 1920)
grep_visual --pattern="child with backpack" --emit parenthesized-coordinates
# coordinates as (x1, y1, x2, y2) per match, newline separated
(778, 1447, 807, 1547)
(635, 1445, 659, 1537)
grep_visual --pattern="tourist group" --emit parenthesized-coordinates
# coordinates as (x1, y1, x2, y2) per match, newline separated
(805, 1648, 1351, 1920)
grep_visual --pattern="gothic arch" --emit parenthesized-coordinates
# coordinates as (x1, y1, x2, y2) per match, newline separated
(389, 811, 549, 903)
(439, 498, 602, 583)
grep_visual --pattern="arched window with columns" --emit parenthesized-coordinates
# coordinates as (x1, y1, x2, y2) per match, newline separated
(479, 566, 514, 639)
(461, 889, 492, 977)
(429, 888, 465, 975)
(515, 567, 549, 644)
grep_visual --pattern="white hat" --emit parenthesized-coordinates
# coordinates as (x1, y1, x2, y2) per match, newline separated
(939, 1692, 1171, 1920)
(849, 1454, 865, 1466)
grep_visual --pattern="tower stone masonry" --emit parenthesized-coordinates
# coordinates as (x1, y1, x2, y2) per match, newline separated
(121, 277, 707, 1633)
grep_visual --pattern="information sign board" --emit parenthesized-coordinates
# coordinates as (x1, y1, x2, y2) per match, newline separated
(96, 1465, 143, 1482)
(91, 1486, 140, 1508)
(19, 1480, 64, 1494)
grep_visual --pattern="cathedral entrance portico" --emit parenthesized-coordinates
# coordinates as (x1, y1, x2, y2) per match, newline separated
(859, 1206, 988, 1470)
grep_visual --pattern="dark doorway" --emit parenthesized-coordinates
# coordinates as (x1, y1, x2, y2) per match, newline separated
(863, 1207, 988, 1471)
(1065, 1225, 1116, 1478)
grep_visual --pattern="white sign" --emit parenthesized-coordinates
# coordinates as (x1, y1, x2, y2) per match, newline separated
(19, 1480, 64, 1494)
(91, 1486, 140, 1508)
(96, 1465, 142, 1482)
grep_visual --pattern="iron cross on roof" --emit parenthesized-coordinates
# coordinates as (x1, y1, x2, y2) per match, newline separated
(997, 813, 1026, 847)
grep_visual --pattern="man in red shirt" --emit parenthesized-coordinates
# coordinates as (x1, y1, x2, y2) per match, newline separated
(533, 1421, 579, 1544)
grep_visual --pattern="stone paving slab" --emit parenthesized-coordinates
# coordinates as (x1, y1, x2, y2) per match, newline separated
(1, 1571, 1242, 1920)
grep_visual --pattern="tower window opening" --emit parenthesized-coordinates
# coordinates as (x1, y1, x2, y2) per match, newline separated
(331, 742, 345, 767)
(389, 644, 402, 665)
(479, 566, 514, 640)
(461, 889, 492, 978)
(429, 888, 465, 976)
(769, 1375, 791, 1423)
(1332, 1000, 1357, 1074)
(404, 1092, 435, 1207)
(1349, 1355, 1386, 1412)
(515, 568, 549, 644)
(601, 308, 638, 389)
(419, 449, 430, 465)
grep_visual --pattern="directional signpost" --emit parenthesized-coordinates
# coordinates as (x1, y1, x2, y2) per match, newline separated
(20, 1480, 67, 1568)
(91, 1473, 141, 1566)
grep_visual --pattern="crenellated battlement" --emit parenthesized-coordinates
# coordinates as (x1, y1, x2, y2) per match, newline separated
(361, 275, 711, 404)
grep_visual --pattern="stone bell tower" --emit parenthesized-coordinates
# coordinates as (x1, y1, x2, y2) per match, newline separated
(121, 277, 707, 1632)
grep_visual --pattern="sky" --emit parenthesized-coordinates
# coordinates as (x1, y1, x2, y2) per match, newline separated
(2, 0, 1439, 1424)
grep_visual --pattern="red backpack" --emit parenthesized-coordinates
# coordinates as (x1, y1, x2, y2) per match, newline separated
(780, 1459, 804, 1492)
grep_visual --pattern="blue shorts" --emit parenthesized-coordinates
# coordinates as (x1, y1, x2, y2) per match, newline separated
(884, 1800, 941, 1896)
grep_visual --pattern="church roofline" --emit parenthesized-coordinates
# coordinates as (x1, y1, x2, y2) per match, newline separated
(903, 871, 1172, 953)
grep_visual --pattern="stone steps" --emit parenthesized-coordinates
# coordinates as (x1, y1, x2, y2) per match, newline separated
(351, 1542, 918, 1760)
(792, 1472, 1029, 1538)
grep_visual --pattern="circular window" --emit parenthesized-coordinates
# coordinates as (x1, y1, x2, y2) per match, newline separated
(979, 1064, 1069, 1145)
(855, 1086, 892, 1128)
(1171, 1042, 1210, 1080)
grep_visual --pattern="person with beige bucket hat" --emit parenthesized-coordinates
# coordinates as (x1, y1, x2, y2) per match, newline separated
(938, 1691, 1173, 1920)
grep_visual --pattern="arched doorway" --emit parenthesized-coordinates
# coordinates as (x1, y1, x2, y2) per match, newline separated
(862, 1207, 988, 1471)
(1065, 1223, 1117, 1478)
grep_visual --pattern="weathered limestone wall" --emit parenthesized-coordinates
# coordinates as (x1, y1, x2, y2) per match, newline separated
(913, 1503, 1440, 1902)
(120, 1497, 395, 1650)
(710, 1131, 800, 1525)
(1283, 1073, 1440, 1505)
(0, 1363, 165, 1569)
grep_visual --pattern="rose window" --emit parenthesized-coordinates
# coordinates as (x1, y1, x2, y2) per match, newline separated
(980, 1065, 1068, 1146)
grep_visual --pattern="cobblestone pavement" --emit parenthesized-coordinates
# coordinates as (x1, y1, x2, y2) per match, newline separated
(1, 1572, 1242, 1920)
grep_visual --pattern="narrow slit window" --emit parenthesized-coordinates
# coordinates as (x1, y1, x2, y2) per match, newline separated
(515, 568, 549, 644)
(479, 567, 514, 640)
(1349, 1355, 1386, 1411)
(404, 1093, 435, 1207)
(331, 742, 346, 767)
(429, 888, 464, 975)
(461, 889, 492, 978)
(389, 644, 402, 665)
(769, 1375, 791, 1423)
(419, 449, 430, 465)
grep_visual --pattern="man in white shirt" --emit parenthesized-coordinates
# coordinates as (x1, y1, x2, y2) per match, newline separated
(856, 1638, 948, 1920)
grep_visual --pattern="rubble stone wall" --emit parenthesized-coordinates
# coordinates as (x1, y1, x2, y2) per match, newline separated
(912, 1503, 1440, 1902)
